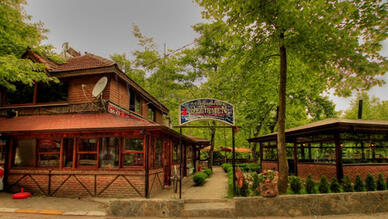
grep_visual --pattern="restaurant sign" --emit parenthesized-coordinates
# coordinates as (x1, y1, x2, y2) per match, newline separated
(179, 99, 234, 126)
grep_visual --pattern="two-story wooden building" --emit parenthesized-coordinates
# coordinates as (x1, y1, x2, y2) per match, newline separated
(0, 46, 208, 198)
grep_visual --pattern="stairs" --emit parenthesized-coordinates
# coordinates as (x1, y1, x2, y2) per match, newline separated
(182, 199, 235, 218)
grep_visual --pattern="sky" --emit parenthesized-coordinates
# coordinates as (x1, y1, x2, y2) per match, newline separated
(24, 0, 387, 112)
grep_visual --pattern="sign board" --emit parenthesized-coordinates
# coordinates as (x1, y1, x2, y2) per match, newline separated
(179, 98, 234, 126)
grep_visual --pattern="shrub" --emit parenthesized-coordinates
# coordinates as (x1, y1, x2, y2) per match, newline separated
(319, 176, 329, 193)
(354, 174, 365, 192)
(290, 176, 302, 194)
(222, 163, 231, 172)
(305, 174, 316, 194)
(193, 172, 207, 186)
(330, 178, 341, 193)
(251, 172, 260, 195)
(203, 168, 212, 177)
(365, 174, 376, 191)
(342, 175, 353, 192)
(377, 173, 386, 190)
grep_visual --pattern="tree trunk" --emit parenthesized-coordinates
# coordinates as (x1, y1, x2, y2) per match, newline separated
(277, 33, 289, 194)
(208, 121, 216, 169)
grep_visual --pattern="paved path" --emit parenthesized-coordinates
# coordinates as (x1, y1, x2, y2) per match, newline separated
(153, 166, 228, 199)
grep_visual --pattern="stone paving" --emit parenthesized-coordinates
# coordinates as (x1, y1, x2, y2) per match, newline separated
(153, 166, 228, 200)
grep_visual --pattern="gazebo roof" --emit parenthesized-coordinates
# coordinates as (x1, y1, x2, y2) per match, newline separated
(248, 118, 388, 142)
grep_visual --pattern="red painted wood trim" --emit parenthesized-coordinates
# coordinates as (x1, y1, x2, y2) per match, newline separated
(59, 138, 64, 169)
(33, 83, 38, 104)
(72, 137, 76, 169)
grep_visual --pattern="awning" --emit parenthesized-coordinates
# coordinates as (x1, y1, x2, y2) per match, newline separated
(220, 146, 252, 153)
(201, 146, 218, 152)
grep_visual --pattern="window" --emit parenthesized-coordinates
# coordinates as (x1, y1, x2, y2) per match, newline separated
(123, 138, 144, 167)
(129, 89, 135, 111)
(37, 82, 68, 103)
(77, 138, 98, 167)
(173, 143, 180, 164)
(135, 96, 141, 114)
(154, 139, 162, 168)
(14, 139, 36, 167)
(100, 137, 120, 168)
(63, 138, 74, 168)
(0, 140, 6, 165)
(38, 139, 60, 167)
(5, 83, 34, 104)
(148, 107, 155, 121)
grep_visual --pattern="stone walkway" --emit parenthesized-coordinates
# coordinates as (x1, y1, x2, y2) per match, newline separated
(153, 166, 228, 200)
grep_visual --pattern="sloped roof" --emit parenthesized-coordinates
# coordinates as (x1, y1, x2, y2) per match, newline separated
(248, 118, 388, 142)
(50, 53, 115, 72)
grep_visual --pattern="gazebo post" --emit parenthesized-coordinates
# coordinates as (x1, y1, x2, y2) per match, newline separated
(293, 142, 298, 176)
(145, 133, 149, 198)
(259, 142, 263, 169)
(232, 126, 236, 196)
(334, 133, 344, 181)
(193, 145, 197, 173)
(308, 143, 312, 161)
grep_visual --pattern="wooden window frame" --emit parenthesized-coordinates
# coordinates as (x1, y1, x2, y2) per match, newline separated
(76, 137, 99, 169)
(154, 138, 163, 169)
(122, 135, 145, 169)
(37, 138, 62, 169)
(99, 136, 121, 169)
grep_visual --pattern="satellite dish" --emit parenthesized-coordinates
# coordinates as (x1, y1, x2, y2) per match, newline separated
(92, 76, 108, 98)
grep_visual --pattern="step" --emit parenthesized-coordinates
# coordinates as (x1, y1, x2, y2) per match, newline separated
(182, 201, 235, 218)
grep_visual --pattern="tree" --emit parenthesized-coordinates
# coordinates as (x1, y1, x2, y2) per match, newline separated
(196, 0, 387, 193)
(0, 0, 61, 91)
(343, 92, 388, 120)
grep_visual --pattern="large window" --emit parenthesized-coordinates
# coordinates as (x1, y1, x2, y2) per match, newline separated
(5, 84, 34, 104)
(122, 138, 144, 167)
(38, 139, 60, 167)
(173, 143, 180, 164)
(37, 82, 68, 103)
(135, 96, 141, 114)
(14, 139, 36, 167)
(77, 138, 98, 167)
(154, 138, 162, 168)
(63, 138, 74, 168)
(148, 107, 155, 121)
(100, 137, 120, 168)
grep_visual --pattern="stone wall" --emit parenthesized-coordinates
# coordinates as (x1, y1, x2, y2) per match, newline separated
(108, 199, 184, 218)
(234, 191, 388, 217)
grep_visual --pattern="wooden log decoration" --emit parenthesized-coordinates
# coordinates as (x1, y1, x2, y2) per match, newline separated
(235, 168, 244, 189)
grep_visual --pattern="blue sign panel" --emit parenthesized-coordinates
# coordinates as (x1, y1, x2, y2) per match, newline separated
(179, 99, 234, 125)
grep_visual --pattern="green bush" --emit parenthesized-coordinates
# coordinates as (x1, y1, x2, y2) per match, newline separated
(365, 174, 376, 191)
(305, 174, 316, 194)
(222, 163, 231, 172)
(330, 178, 341, 193)
(319, 176, 330, 193)
(342, 175, 354, 192)
(193, 172, 207, 186)
(251, 172, 260, 195)
(290, 176, 302, 194)
(377, 173, 386, 190)
(354, 174, 365, 192)
(203, 168, 212, 177)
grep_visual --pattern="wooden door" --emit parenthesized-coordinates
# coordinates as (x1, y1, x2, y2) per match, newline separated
(163, 139, 171, 185)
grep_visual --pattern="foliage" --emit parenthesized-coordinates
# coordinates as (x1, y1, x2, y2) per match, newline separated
(258, 170, 277, 184)
(203, 168, 212, 177)
(365, 174, 376, 191)
(0, 0, 60, 91)
(330, 178, 341, 193)
(343, 92, 388, 120)
(289, 176, 302, 194)
(305, 174, 316, 194)
(377, 173, 385, 191)
(319, 176, 330, 193)
(251, 172, 260, 194)
(221, 163, 231, 172)
(354, 174, 365, 192)
(342, 175, 354, 192)
(193, 172, 207, 186)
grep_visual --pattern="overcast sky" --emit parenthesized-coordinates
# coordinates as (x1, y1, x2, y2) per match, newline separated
(24, 0, 387, 112)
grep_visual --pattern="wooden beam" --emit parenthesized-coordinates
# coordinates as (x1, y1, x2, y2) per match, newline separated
(334, 133, 343, 181)
(293, 142, 298, 176)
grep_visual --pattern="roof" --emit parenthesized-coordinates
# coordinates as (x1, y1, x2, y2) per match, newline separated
(248, 118, 388, 142)
(220, 146, 252, 153)
(0, 113, 203, 144)
(50, 53, 115, 72)
(0, 113, 158, 133)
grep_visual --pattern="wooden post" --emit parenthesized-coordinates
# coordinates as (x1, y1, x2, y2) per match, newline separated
(59, 138, 64, 169)
(72, 137, 76, 169)
(293, 142, 298, 176)
(334, 133, 343, 181)
(3, 137, 10, 191)
(145, 134, 149, 198)
(308, 143, 312, 161)
(259, 142, 263, 169)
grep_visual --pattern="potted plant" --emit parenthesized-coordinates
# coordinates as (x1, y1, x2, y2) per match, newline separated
(257, 169, 279, 197)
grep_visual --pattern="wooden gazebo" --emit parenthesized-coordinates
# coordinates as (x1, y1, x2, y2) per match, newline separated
(248, 119, 388, 180)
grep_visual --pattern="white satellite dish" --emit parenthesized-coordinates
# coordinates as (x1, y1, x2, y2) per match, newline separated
(92, 76, 108, 98)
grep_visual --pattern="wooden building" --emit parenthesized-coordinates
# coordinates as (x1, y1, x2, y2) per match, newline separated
(0, 47, 208, 197)
(248, 119, 388, 181)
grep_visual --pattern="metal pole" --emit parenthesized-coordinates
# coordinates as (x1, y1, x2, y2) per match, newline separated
(232, 126, 236, 196)
(179, 127, 182, 199)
